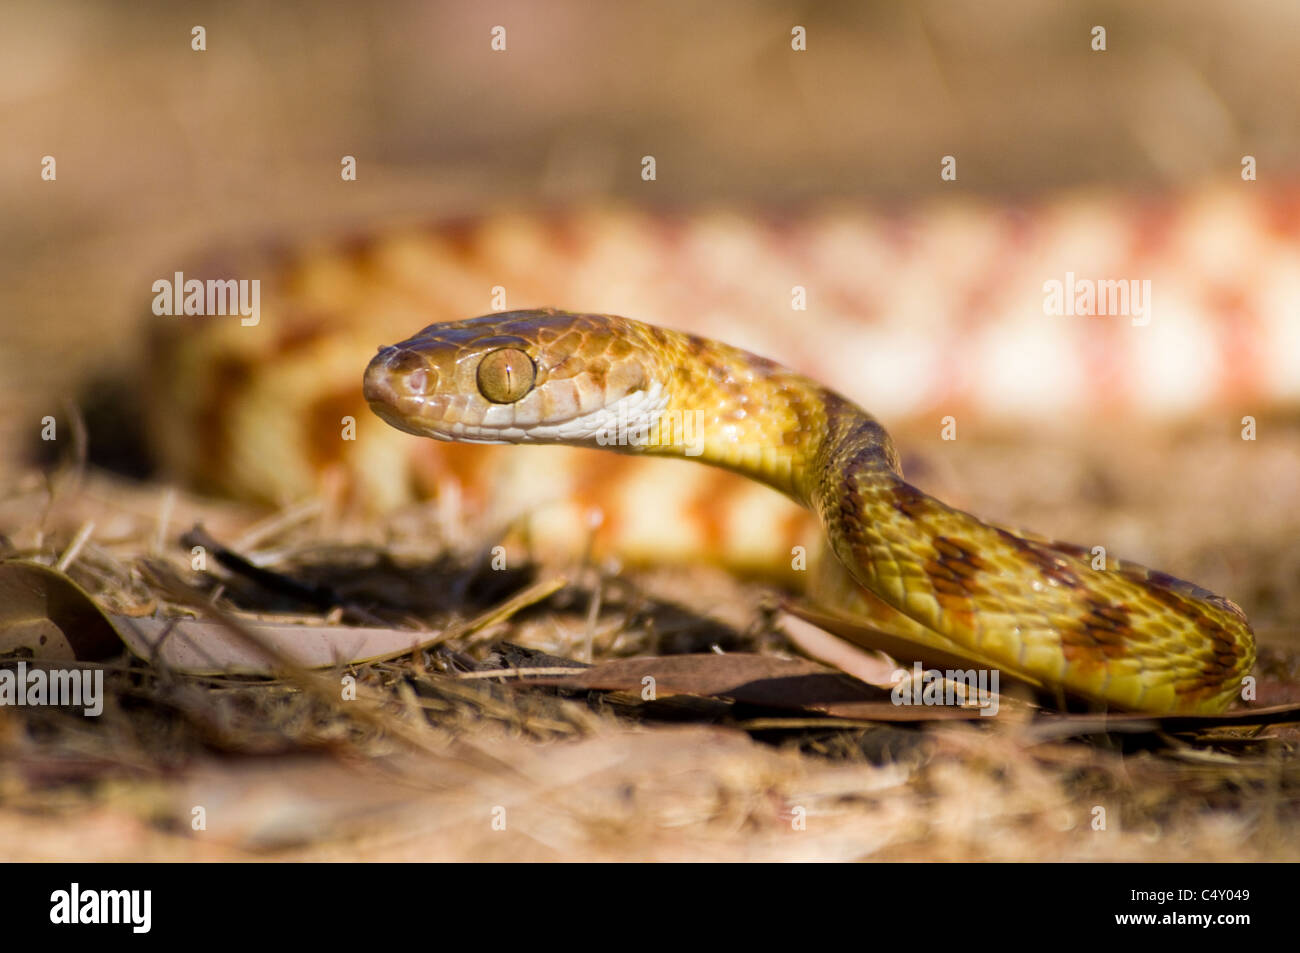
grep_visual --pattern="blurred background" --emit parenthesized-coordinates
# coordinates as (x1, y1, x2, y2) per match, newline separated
(4, 0, 1300, 445)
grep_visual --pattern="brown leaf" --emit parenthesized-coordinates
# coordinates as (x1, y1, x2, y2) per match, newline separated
(507, 653, 988, 721)
(0, 559, 123, 661)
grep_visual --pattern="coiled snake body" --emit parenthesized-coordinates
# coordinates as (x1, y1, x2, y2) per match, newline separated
(364, 309, 1255, 715)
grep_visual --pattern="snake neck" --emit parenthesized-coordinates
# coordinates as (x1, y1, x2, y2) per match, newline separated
(632, 327, 903, 508)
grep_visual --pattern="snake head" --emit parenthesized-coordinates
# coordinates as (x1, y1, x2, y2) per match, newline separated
(363, 309, 665, 446)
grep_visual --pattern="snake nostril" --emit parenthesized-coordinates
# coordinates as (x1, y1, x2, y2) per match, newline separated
(365, 346, 436, 403)
(404, 367, 429, 394)
(383, 348, 435, 395)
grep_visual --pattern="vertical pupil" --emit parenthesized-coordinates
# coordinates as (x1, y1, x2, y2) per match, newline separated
(479, 347, 533, 402)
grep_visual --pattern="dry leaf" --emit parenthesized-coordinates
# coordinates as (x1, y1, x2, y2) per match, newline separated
(110, 615, 438, 675)
(509, 653, 989, 721)
(0, 559, 123, 661)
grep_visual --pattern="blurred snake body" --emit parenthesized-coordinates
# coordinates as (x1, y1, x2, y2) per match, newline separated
(364, 309, 1255, 715)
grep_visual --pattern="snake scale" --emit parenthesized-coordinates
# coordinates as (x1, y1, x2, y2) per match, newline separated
(363, 309, 1255, 714)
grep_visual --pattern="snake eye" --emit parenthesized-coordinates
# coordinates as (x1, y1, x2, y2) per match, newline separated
(476, 347, 536, 403)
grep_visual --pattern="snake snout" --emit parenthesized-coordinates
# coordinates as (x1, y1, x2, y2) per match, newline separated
(364, 347, 443, 439)
(365, 346, 435, 402)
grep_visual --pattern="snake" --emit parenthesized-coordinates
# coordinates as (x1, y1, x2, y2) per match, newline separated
(362, 308, 1255, 715)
